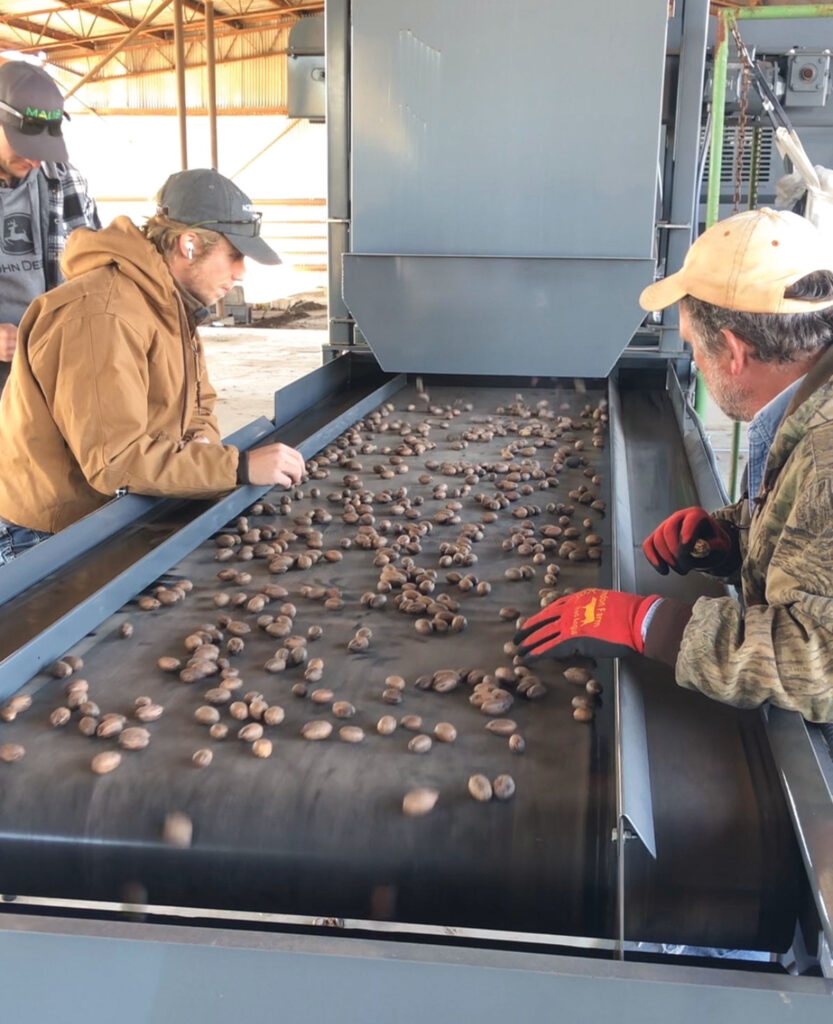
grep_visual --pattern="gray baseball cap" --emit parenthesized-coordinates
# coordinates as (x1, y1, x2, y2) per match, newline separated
(0, 61, 69, 163)
(156, 168, 281, 265)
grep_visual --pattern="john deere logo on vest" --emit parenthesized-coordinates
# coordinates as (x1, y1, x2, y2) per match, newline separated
(24, 108, 61, 120)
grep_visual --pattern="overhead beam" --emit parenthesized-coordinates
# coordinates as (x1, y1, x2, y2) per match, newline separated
(0, 0, 147, 22)
(1, 0, 321, 32)
(0, 2, 261, 58)
(0, 14, 90, 48)
(16, 29, 292, 71)
(61, 47, 291, 83)
(65, 0, 176, 97)
(6, 7, 318, 61)
(55, 0, 145, 34)
(0, 0, 314, 40)
(185, 0, 245, 30)
(53, 0, 187, 50)
(85, 105, 289, 115)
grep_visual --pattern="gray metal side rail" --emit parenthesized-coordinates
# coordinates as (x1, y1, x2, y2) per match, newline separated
(0, 355, 399, 697)
(765, 707, 833, 978)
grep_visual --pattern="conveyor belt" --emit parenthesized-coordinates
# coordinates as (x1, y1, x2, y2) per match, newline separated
(0, 358, 396, 670)
(0, 380, 802, 953)
(616, 382, 803, 951)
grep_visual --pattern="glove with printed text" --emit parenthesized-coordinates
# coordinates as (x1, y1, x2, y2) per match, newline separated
(513, 588, 662, 661)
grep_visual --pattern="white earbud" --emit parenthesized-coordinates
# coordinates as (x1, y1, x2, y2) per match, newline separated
(185, 240, 195, 260)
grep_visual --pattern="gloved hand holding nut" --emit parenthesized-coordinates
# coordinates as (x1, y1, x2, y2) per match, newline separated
(642, 506, 740, 577)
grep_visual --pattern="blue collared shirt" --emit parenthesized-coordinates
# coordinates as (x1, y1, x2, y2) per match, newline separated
(746, 375, 805, 502)
(642, 377, 807, 645)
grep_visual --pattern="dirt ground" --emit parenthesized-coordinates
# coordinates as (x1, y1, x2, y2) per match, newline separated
(253, 302, 328, 331)
(201, 326, 326, 437)
(250, 287, 328, 331)
(200, 288, 329, 436)
(204, 288, 745, 497)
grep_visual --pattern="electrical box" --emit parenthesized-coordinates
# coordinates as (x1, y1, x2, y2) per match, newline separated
(288, 14, 325, 122)
(786, 48, 831, 108)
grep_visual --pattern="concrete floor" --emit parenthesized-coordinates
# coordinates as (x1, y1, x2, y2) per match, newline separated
(201, 326, 325, 436)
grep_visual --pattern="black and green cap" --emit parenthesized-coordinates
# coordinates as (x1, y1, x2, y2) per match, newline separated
(157, 168, 281, 266)
(0, 60, 68, 163)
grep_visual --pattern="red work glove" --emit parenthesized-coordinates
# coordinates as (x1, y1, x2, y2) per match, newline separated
(514, 588, 662, 661)
(642, 506, 739, 577)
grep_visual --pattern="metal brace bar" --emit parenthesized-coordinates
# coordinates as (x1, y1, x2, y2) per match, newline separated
(608, 378, 658, 965)
(0, 417, 275, 609)
(665, 363, 729, 509)
(765, 708, 833, 976)
(0, 370, 404, 698)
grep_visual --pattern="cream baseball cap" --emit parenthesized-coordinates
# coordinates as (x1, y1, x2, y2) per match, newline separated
(640, 208, 833, 314)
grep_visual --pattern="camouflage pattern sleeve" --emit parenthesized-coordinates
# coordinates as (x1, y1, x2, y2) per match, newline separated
(710, 498, 746, 529)
(674, 430, 833, 723)
(705, 499, 747, 583)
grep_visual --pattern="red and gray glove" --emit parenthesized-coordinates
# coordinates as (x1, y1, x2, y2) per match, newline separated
(513, 588, 662, 661)
(642, 506, 740, 577)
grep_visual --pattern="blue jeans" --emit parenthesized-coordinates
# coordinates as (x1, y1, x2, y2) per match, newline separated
(0, 522, 52, 566)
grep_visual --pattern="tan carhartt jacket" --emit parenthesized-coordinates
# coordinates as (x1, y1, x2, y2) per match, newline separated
(0, 216, 239, 533)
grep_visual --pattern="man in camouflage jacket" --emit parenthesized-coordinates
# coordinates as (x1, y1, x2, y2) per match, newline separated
(515, 208, 833, 723)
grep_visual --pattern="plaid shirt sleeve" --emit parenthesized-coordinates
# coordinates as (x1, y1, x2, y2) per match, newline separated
(42, 162, 101, 290)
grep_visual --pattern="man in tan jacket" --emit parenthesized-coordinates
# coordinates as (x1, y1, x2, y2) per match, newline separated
(0, 168, 304, 563)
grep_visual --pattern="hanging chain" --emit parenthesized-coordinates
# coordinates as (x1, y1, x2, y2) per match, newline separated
(730, 21, 752, 214)
(734, 62, 750, 212)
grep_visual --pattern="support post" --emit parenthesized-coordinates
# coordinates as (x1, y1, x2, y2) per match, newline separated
(694, 8, 730, 417)
(326, 0, 353, 350)
(173, 0, 188, 169)
(205, 0, 218, 170)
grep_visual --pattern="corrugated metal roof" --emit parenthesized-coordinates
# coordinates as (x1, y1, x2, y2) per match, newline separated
(57, 38, 292, 114)
(0, 1, 322, 114)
